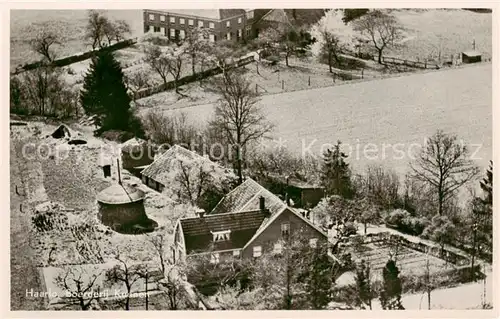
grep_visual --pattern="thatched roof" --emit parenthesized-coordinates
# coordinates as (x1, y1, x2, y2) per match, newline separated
(96, 183, 145, 205)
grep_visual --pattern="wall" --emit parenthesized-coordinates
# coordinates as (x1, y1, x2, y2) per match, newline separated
(98, 200, 148, 229)
(12, 39, 137, 75)
(241, 208, 326, 259)
(133, 54, 256, 100)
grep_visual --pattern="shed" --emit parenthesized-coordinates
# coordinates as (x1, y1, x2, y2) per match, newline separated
(461, 50, 482, 64)
(120, 138, 155, 175)
(96, 183, 156, 233)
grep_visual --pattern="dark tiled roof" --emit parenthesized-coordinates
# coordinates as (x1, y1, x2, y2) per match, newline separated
(180, 210, 266, 253)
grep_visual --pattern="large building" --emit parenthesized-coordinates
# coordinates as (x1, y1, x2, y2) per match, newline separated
(172, 178, 330, 263)
(143, 9, 271, 42)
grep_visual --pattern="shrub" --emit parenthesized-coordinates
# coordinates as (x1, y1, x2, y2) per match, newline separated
(384, 209, 429, 236)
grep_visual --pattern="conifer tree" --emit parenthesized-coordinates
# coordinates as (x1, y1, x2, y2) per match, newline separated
(80, 50, 143, 136)
(320, 140, 355, 198)
(354, 259, 372, 309)
(379, 259, 404, 310)
(303, 244, 334, 309)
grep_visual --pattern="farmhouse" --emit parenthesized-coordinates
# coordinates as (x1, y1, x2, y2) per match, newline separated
(140, 144, 229, 193)
(172, 178, 329, 263)
(143, 9, 271, 43)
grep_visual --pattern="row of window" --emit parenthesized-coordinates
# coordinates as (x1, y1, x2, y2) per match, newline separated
(253, 238, 318, 257)
(148, 14, 243, 27)
(208, 238, 319, 263)
(149, 26, 244, 42)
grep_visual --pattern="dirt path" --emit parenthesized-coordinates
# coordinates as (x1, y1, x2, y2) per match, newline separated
(10, 141, 46, 310)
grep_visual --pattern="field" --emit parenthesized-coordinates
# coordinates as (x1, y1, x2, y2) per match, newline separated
(160, 63, 492, 176)
(388, 9, 492, 61)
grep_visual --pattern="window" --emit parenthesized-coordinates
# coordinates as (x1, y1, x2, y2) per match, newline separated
(210, 253, 220, 264)
(160, 15, 165, 22)
(149, 25, 154, 33)
(209, 34, 215, 42)
(246, 11, 254, 19)
(273, 243, 283, 254)
(198, 20, 204, 27)
(170, 16, 176, 23)
(149, 14, 155, 21)
(179, 29, 185, 39)
(160, 27, 165, 35)
(226, 32, 231, 40)
(253, 246, 262, 257)
(237, 29, 242, 38)
(309, 238, 318, 248)
(180, 18, 185, 25)
(233, 250, 240, 257)
(246, 27, 251, 37)
(188, 19, 194, 26)
(212, 230, 231, 242)
(281, 223, 290, 237)
(238, 17, 242, 24)
(153, 26, 160, 33)
(226, 20, 231, 27)
(209, 22, 215, 29)
(170, 28, 176, 38)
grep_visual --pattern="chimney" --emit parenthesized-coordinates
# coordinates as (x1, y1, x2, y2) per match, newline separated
(196, 208, 205, 218)
(259, 196, 265, 211)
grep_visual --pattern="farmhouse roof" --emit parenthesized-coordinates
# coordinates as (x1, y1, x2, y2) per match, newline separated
(210, 177, 287, 219)
(259, 9, 293, 26)
(96, 183, 145, 205)
(141, 144, 222, 186)
(149, 9, 245, 21)
(120, 137, 149, 152)
(178, 210, 267, 253)
(266, 173, 323, 189)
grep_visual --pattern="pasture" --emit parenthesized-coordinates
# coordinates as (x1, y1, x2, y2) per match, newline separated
(160, 63, 492, 177)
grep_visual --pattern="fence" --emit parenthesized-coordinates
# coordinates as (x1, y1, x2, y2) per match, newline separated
(11, 38, 138, 76)
(382, 56, 440, 70)
(132, 54, 256, 100)
(364, 232, 470, 266)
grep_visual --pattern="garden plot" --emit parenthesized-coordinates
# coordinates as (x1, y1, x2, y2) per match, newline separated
(351, 243, 452, 279)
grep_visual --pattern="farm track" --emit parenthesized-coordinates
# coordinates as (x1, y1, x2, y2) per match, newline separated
(10, 140, 47, 310)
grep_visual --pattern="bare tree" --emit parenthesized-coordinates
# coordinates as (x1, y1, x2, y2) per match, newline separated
(165, 44, 187, 96)
(125, 69, 151, 102)
(30, 27, 62, 62)
(184, 27, 210, 76)
(147, 233, 167, 274)
(105, 254, 147, 310)
(320, 29, 343, 73)
(352, 10, 404, 64)
(209, 70, 273, 184)
(410, 130, 479, 216)
(54, 265, 103, 310)
(144, 44, 171, 88)
(103, 19, 131, 45)
(85, 10, 109, 50)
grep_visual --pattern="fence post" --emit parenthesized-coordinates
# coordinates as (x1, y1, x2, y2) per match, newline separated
(282, 80, 284, 90)
(255, 83, 258, 94)
(425, 61, 427, 69)
(333, 73, 336, 83)
(308, 76, 311, 86)
(361, 68, 364, 79)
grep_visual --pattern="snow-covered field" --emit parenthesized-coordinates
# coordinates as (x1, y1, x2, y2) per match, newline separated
(161, 63, 492, 176)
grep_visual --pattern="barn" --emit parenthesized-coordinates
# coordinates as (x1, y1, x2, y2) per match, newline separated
(461, 50, 482, 64)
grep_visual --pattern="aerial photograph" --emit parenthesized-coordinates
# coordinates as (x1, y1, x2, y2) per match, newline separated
(9, 7, 493, 311)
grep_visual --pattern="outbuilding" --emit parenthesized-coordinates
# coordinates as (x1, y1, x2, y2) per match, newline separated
(461, 50, 482, 64)
(96, 183, 156, 233)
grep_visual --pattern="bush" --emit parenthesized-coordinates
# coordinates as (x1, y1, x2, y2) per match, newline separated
(99, 130, 135, 142)
(384, 209, 429, 236)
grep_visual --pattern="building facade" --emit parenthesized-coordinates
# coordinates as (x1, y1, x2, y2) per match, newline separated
(143, 9, 272, 43)
(172, 178, 330, 264)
